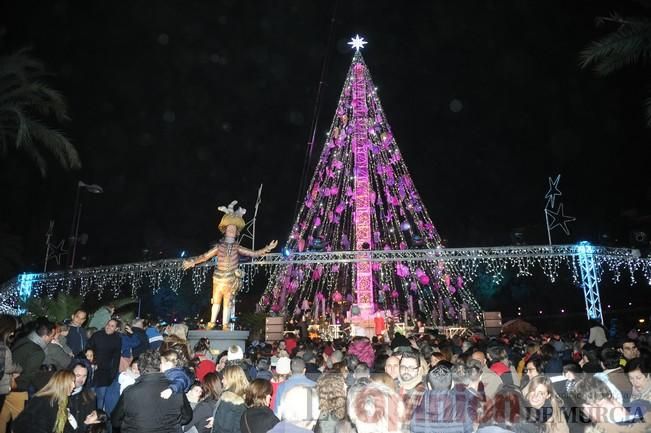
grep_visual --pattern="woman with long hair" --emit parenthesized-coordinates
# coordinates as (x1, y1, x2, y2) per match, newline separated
(241, 379, 279, 433)
(314, 373, 347, 433)
(183, 372, 222, 433)
(525, 375, 569, 433)
(209, 365, 249, 433)
(12, 370, 76, 433)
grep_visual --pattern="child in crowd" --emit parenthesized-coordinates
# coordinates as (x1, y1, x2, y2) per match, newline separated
(160, 349, 192, 399)
(118, 358, 140, 394)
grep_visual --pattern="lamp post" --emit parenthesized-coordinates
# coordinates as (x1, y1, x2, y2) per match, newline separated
(68, 181, 103, 269)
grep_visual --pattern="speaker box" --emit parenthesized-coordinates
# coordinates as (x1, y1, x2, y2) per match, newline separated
(265, 317, 285, 342)
(483, 311, 502, 336)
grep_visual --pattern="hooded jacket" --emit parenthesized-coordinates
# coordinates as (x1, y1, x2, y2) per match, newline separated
(212, 390, 247, 433)
(12, 333, 46, 391)
(240, 406, 279, 433)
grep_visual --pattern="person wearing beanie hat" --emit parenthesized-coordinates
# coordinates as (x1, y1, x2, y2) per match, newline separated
(225, 344, 256, 381)
(275, 357, 291, 376)
(270, 357, 291, 412)
(227, 345, 244, 361)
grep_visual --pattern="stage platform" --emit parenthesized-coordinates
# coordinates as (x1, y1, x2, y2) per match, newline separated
(187, 329, 250, 353)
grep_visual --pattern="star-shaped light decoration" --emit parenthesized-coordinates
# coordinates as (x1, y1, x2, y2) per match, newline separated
(545, 174, 562, 209)
(348, 34, 368, 52)
(46, 240, 68, 265)
(545, 203, 576, 236)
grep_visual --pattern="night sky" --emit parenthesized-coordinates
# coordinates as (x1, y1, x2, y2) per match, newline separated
(1, 1, 650, 322)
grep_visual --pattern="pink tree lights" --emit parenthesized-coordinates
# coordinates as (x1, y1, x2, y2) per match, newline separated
(258, 45, 482, 325)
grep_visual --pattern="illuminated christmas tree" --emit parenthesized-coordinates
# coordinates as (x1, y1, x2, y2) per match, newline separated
(258, 37, 482, 325)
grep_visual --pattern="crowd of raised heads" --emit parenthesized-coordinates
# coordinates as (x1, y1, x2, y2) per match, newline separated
(1, 312, 651, 433)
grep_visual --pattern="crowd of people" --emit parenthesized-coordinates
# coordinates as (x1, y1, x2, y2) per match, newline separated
(1, 310, 651, 433)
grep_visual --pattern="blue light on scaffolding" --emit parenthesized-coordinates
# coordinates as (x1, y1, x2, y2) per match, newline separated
(577, 241, 593, 255)
(18, 273, 36, 302)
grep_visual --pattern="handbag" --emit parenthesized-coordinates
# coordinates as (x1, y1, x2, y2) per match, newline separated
(207, 398, 222, 432)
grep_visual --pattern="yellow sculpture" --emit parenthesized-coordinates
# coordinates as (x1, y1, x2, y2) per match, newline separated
(182, 201, 277, 330)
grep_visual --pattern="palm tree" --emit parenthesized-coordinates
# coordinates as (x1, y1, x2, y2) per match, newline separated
(580, 12, 651, 126)
(0, 48, 80, 176)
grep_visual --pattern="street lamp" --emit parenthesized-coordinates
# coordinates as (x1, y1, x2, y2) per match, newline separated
(68, 181, 103, 269)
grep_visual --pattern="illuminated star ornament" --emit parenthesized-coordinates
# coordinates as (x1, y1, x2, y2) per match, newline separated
(348, 34, 368, 51)
(543, 174, 576, 243)
(546, 203, 576, 236)
(46, 240, 68, 265)
(545, 174, 562, 209)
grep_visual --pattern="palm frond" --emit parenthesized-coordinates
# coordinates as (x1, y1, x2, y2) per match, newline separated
(580, 16, 651, 75)
(17, 132, 48, 176)
(0, 48, 80, 176)
(595, 12, 625, 27)
(32, 83, 70, 122)
(0, 82, 69, 121)
(26, 118, 80, 170)
(1, 105, 34, 152)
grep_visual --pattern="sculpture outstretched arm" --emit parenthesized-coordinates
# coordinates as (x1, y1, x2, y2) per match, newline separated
(182, 246, 219, 271)
(238, 240, 278, 258)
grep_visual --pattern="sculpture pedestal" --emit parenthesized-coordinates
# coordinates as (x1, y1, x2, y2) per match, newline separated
(187, 330, 250, 354)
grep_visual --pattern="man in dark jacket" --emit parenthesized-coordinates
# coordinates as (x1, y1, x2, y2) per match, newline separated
(112, 350, 192, 433)
(65, 309, 89, 356)
(12, 319, 55, 391)
(88, 319, 121, 411)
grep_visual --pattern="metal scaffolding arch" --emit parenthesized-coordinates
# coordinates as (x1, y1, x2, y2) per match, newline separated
(577, 241, 604, 324)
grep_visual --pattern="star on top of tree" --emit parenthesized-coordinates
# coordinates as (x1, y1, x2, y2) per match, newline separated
(348, 34, 368, 51)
